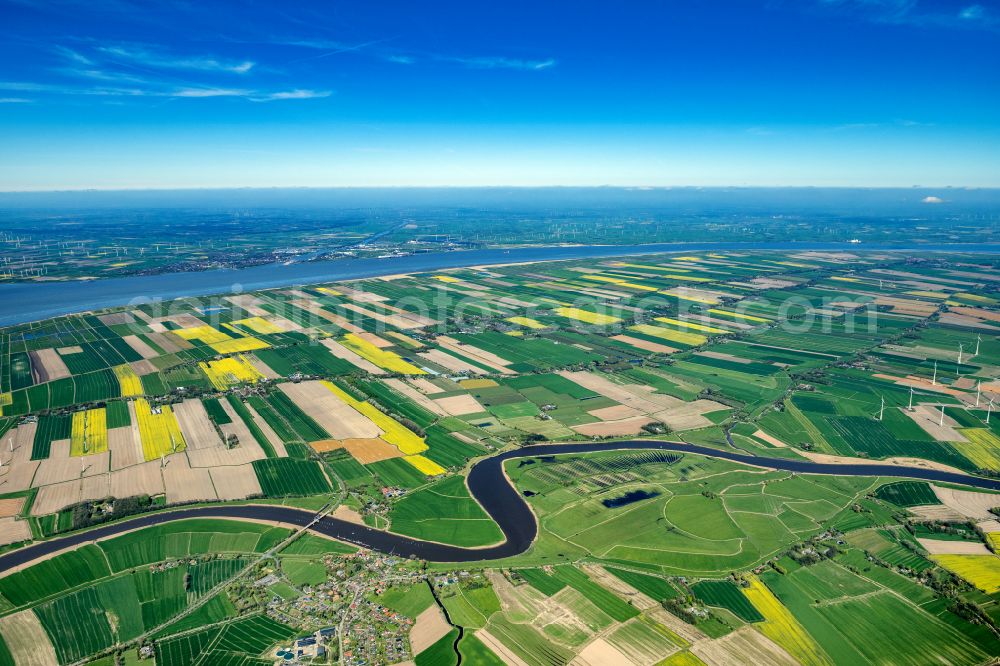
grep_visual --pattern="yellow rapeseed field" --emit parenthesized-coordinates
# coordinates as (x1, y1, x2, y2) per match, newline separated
(708, 308, 771, 323)
(955, 292, 998, 304)
(227, 316, 283, 335)
(199, 355, 266, 390)
(0, 392, 11, 416)
(433, 275, 461, 283)
(70, 408, 108, 456)
(742, 576, 831, 666)
(135, 398, 187, 461)
(459, 379, 498, 389)
(316, 286, 344, 296)
(403, 454, 446, 475)
(932, 555, 1000, 593)
(340, 334, 426, 374)
(506, 316, 547, 329)
(113, 364, 143, 397)
(658, 652, 706, 666)
(321, 381, 428, 455)
(170, 324, 270, 354)
(986, 533, 1000, 551)
(955, 429, 1000, 471)
(555, 307, 621, 325)
(629, 324, 707, 346)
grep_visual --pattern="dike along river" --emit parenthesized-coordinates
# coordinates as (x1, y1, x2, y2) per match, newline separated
(1, 440, 999, 571)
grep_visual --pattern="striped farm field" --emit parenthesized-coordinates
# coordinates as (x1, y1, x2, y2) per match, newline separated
(135, 398, 187, 460)
(171, 325, 271, 354)
(554, 307, 621, 325)
(339, 333, 426, 374)
(931, 555, 1000, 593)
(70, 407, 108, 456)
(199, 355, 266, 390)
(628, 324, 707, 346)
(653, 317, 730, 334)
(321, 380, 427, 454)
(954, 428, 1000, 471)
(209, 336, 270, 354)
(742, 575, 831, 666)
(113, 363, 144, 396)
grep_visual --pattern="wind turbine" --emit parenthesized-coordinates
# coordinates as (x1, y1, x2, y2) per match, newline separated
(976, 381, 982, 407)
(976, 334, 982, 356)
(988, 398, 995, 425)
(932, 360, 938, 386)
(908, 386, 915, 411)
(939, 405, 946, 428)
(958, 343, 964, 366)
(877, 396, 885, 422)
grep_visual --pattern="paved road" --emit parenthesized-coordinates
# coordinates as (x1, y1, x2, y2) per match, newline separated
(2, 440, 998, 570)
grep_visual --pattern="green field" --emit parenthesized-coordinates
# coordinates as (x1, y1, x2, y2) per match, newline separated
(388, 475, 503, 547)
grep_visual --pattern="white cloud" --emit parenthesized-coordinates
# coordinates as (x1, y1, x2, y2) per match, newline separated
(442, 56, 556, 70)
(921, 195, 945, 204)
(252, 89, 332, 101)
(99, 45, 255, 74)
(0, 97, 33, 103)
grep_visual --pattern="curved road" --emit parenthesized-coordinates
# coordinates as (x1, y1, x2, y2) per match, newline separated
(1, 440, 998, 570)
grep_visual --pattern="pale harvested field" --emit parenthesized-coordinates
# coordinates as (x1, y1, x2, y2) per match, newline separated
(559, 370, 724, 430)
(34, 448, 110, 487)
(122, 334, 159, 359)
(167, 313, 205, 328)
(383, 378, 447, 416)
(0, 611, 58, 666)
(174, 399, 224, 450)
(339, 286, 388, 303)
(646, 608, 706, 644)
(210, 465, 263, 500)
(320, 338, 386, 375)
(163, 456, 218, 503)
(111, 461, 164, 498)
(333, 504, 365, 525)
(435, 337, 514, 373)
(310, 439, 345, 453)
(873, 296, 939, 317)
(81, 473, 111, 503)
(570, 638, 637, 666)
(434, 394, 486, 416)
(909, 505, 966, 522)
(933, 486, 1000, 520)
(109, 424, 143, 470)
(212, 399, 268, 464)
(475, 629, 529, 666)
(904, 405, 967, 442)
(356, 332, 394, 348)
(917, 538, 991, 555)
(32, 480, 83, 515)
(417, 348, 486, 375)
(57, 345, 84, 355)
(487, 570, 546, 622)
(749, 430, 787, 448)
(342, 438, 402, 464)
(32, 348, 71, 381)
(145, 330, 187, 353)
(0, 517, 30, 546)
(226, 294, 270, 317)
(0, 497, 23, 518)
(409, 605, 452, 654)
(130, 359, 158, 376)
(410, 377, 445, 394)
(583, 565, 658, 610)
(186, 441, 265, 468)
(949, 306, 1000, 323)
(939, 313, 1000, 330)
(587, 405, 644, 421)
(977, 518, 1000, 533)
(243, 402, 288, 457)
(247, 353, 281, 379)
(98, 312, 135, 325)
(692, 626, 798, 666)
(696, 350, 753, 364)
(573, 416, 654, 437)
(280, 381, 379, 439)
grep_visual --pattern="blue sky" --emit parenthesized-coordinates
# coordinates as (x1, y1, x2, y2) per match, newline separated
(1, 0, 998, 190)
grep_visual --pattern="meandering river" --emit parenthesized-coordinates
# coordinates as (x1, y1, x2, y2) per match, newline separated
(0, 440, 997, 571)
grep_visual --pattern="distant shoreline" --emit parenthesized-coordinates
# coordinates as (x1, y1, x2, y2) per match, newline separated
(2, 241, 1000, 327)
